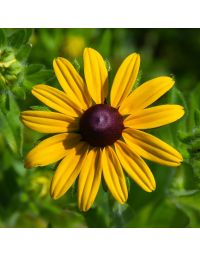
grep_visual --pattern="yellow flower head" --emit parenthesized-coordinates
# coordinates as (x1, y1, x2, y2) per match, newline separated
(21, 48, 184, 211)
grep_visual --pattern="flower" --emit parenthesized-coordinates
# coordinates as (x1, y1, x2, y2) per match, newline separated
(21, 48, 184, 211)
(0, 48, 23, 88)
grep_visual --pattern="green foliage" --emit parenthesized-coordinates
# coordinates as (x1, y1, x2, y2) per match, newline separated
(0, 29, 53, 100)
(0, 28, 200, 228)
(0, 29, 6, 48)
(0, 92, 22, 154)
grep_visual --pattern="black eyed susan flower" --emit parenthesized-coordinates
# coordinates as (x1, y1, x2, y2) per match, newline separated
(21, 48, 184, 211)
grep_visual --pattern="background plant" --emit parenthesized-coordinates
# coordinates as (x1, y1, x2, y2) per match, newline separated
(0, 28, 199, 227)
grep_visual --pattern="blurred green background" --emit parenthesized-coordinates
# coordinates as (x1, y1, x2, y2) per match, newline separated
(0, 28, 200, 227)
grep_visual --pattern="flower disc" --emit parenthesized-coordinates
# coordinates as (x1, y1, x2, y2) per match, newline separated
(79, 104, 124, 147)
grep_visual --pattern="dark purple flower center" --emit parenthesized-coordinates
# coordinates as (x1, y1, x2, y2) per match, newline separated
(79, 104, 124, 147)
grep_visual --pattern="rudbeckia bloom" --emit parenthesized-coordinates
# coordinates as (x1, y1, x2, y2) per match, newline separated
(21, 48, 184, 211)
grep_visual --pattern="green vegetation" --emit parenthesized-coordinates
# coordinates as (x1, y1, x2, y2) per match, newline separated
(0, 28, 199, 227)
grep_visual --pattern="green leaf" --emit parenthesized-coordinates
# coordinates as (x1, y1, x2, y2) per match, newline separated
(191, 159, 200, 180)
(0, 92, 7, 112)
(190, 82, 200, 109)
(72, 59, 81, 73)
(25, 70, 53, 84)
(30, 105, 50, 111)
(170, 162, 199, 192)
(188, 82, 200, 131)
(7, 92, 25, 157)
(25, 64, 45, 75)
(23, 29, 33, 44)
(16, 44, 32, 61)
(8, 91, 20, 114)
(0, 110, 18, 154)
(173, 192, 200, 227)
(178, 128, 200, 144)
(84, 207, 109, 227)
(126, 199, 189, 227)
(163, 86, 188, 150)
(98, 29, 112, 57)
(194, 109, 200, 127)
(167, 86, 187, 106)
(8, 29, 26, 49)
(0, 29, 6, 48)
(12, 85, 26, 100)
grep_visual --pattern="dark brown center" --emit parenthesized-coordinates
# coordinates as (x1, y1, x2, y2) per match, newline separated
(79, 104, 124, 147)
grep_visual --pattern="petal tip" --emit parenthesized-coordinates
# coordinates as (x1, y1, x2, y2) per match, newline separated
(121, 196, 128, 204)
(53, 57, 63, 69)
(31, 84, 42, 94)
(147, 187, 155, 193)
(177, 150, 184, 162)
(160, 76, 175, 87)
(31, 86, 37, 94)
(50, 192, 59, 200)
(129, 52, 140, 63)
(20, 112, 24, 120)
(167, 77, 175, 88)
(55, 57, 66, 63)
(50, 185, 61, 200)
(176, 158, 183, 166)
(53, 58, 58, 66)
(150, 183, 156, 192)
(181, 107, 185, 116)
(24, 156, 42, 169)
(171, 76, 175, 82)
(134, 53, 141, 66)
(136, 52, 140, 60)
(53, 57, 60, 62)
(83, 47, 100, 57)
(177, 106, 185, 120)
(83, 47, 91, 55)
(78, 203, 90, 212)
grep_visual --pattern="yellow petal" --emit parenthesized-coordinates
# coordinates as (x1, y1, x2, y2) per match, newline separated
(50, 142, 89, 199)
(25, 133, 81, 168)
(78, 147, 102, 212)
(123, 128, 183, 166)
(21, 110, 79, 133)
(83, 48, 108, 104)
(124, 105, 185, 129)
(102, 146, 128, 203)
(32, 85, 82, 117)
(114, 140, 156, 192)
(110, 53, 140, 108)
(119, 77, 175, 115)
(53, 57, 92, 109)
